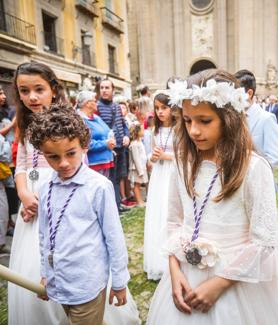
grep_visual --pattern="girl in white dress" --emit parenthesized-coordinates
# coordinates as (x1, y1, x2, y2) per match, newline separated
(9, 62, 141, 325)
(144, 90, 176, 280)
(147, 69, 278, 324)
(128, 122, 148, 207)
(9, 62, 68, 325)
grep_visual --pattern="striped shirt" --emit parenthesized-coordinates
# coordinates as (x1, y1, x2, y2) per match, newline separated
(97, 99, 129, 148)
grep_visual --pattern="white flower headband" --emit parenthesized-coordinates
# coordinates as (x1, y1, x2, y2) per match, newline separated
(168, 79, 249, 112)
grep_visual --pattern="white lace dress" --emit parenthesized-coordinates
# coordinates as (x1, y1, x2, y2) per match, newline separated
(144, 126, 174, 280)
(147, 153, 278, 324)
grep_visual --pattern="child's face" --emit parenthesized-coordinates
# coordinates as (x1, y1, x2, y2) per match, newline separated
(40, 137, 86, 180)
(0, 89, 7, 106)
(154, 100, 171, 126)
(16, 74, 54, 113)
(182, 100, 222, 160)
(120, 103, 128, 117)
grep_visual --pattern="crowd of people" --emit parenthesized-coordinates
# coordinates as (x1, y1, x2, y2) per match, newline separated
(0, 61, 278, 325)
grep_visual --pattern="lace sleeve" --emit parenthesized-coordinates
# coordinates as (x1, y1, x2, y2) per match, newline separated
(216, 155, 278, 283)
(14, 142, 27, 176)
(166, 163, 185, 256)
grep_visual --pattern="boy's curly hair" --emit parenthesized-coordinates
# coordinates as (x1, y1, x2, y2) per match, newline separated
(27, 104, 90, 150)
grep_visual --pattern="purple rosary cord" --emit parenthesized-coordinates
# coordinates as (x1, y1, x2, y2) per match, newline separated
(33, 149, 39, 168)
(159, 127, 172, 152)
(47, 181, 79, 252)
(191, 172, 218, 242)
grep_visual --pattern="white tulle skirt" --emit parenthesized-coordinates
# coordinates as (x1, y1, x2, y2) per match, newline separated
(144, 159, 173, 280)
(147, 262, 278, 325)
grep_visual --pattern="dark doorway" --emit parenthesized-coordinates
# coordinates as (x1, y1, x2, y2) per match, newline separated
(190, 60, 216, 75)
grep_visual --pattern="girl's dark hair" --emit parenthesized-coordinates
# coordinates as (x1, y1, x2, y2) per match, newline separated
(14, 61, 67, 143)
(174, 69, 253, 201)
(153, 93, 176, 134)
(28, 104, 90, 149)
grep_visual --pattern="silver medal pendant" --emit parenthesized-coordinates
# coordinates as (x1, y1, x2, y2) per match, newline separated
(185, 246, 202, 265)
(29, 169, 39, 181)
(48, 254, 54, 267)
(159, 160, 164, 165)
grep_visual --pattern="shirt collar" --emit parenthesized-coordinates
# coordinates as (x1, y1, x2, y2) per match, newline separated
(77, 109, 94, 120)
(245, 102, 259, 117)
(51, 162, 87, 185)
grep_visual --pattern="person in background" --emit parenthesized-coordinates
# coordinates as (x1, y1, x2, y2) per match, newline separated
(76, 90, 115, 178)
(114, 95, 137, 207)
(0, 85, 18, 236)
(128, 122, 148, 207)
(144, 90, 176, 280)
(235, 69, 278, 167)
(97, 79, 130, 214)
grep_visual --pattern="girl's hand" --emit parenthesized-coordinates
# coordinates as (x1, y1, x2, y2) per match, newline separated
(21, 208, 36, 223)
(109, 287, 127, 306)
(171, 268, 193, 314)
(38, 277, 49, 301)
(20, 191, 38, 214)
(106, 138, 116, 150)
(150, 147, 163, 162)
(185, 277, 235, 313)
(169, 255, 192, 314)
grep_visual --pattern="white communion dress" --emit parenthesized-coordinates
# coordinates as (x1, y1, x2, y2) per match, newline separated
(8, 142, 140, 325)
(147, 153, 278, 324)
(144, 126, 174, 280)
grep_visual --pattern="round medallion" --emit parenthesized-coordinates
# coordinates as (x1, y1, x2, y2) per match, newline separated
(29, 169, 39, 181)
(185, 247, 202, 265)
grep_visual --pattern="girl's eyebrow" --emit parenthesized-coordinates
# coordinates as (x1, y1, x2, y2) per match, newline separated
(183, 114, 213, 118)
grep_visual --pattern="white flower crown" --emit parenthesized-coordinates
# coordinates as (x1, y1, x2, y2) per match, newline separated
(168, 79, 249, 112)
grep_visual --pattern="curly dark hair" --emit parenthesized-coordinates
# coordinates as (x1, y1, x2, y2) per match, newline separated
(28, 104, 90, 150)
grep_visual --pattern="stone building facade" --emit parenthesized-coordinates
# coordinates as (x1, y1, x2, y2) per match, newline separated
(0, 0, 131, 104)
(127, 0, 278, 95)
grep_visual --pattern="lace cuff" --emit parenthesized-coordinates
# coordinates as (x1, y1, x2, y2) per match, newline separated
(14, 142, 27, 176)
(216, 243, 278, 283)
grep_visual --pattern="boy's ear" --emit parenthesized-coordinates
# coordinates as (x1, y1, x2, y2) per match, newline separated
(83, 147, 88, 154)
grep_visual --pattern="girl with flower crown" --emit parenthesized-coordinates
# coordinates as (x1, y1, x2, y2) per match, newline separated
(144, 91, 176, 280)
(147, 69, 278, 324)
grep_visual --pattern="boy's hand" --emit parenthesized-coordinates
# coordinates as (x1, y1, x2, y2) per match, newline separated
(185, 277, 235, 313)
(109, 287, 127, 306)
(38, 277, 49, 301)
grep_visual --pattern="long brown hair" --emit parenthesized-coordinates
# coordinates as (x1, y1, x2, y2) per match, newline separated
(174, 69, 253, 201)
(14, 61, 66, 143)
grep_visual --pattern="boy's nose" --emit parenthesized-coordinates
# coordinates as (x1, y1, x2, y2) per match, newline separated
(59, 159, 69, 168)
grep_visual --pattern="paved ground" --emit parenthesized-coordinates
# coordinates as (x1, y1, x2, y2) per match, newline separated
(0, 207, 157, 325)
